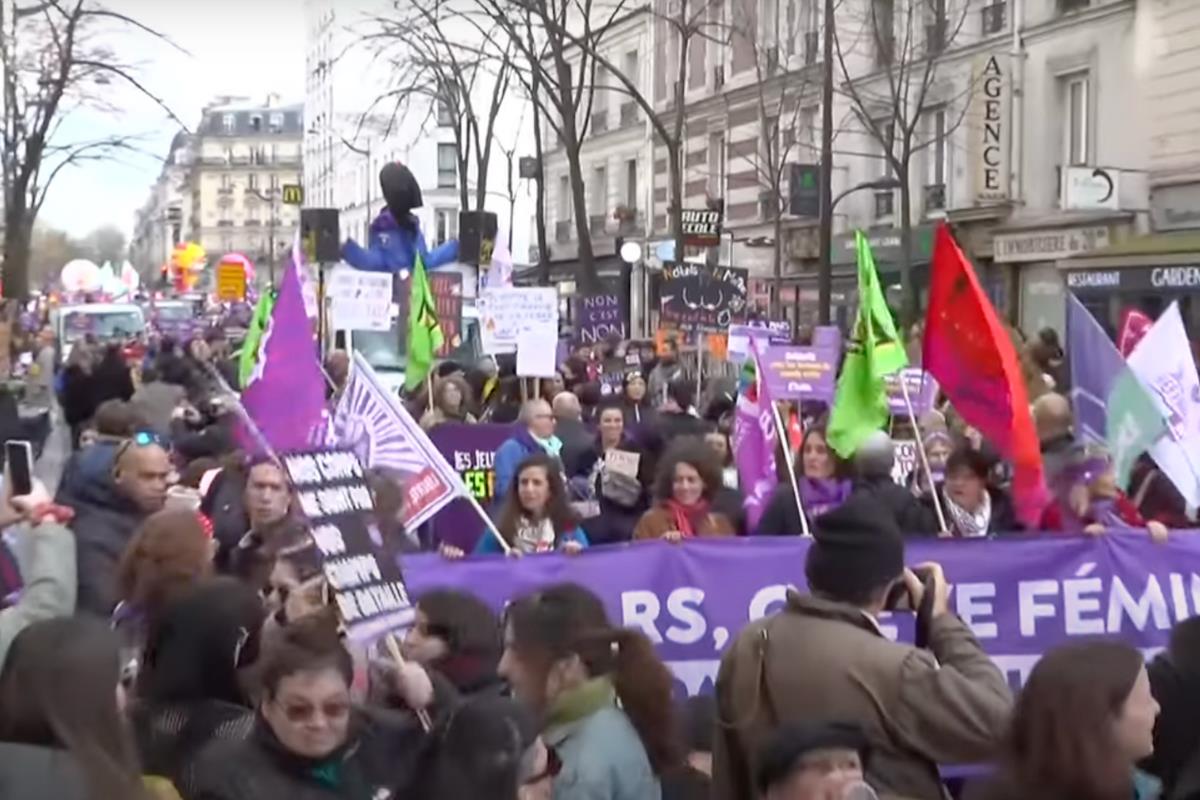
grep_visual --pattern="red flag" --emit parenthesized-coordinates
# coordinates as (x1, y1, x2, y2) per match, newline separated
(1117, 307, 1152, 357)
(787, 407, 804, 453)
(923, 224, 1045, 525)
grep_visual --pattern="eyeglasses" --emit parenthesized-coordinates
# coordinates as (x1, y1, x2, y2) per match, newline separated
(274, 696, 351, 724)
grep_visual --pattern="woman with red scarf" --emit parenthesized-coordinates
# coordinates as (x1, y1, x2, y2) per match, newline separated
(633, 439, 736, 542)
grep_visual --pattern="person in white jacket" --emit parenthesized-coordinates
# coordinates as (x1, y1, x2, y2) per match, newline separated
(0, 479, 77, 668)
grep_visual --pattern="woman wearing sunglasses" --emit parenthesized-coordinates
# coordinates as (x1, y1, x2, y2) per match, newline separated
(188, 616, 433, 800)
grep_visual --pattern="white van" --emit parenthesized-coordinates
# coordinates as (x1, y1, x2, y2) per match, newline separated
(52, 303, 146, 358)
(336, 304, 482, 395)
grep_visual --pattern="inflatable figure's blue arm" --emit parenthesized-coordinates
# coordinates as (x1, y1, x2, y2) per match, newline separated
(425, 239, 460, 269)
(341, 238, 391, 272)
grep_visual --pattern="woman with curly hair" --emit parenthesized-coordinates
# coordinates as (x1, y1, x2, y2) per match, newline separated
(420, 375, 477, 430)
(633, 439, 736, 542)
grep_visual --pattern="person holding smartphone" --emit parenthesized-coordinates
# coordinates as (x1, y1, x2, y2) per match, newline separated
(0, 468, 77, 669)
(713, 494, 1012, 800)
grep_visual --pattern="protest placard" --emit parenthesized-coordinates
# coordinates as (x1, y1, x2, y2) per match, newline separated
(327, 267, 394, 331)
(282, 448, 416, 641)
(884, 368, 940, 416)
(891, 439, 919, 485)
(759, 343, 840, 401)
(659, 264, 748, 332)
(480, 287, 559, 354)
(516, 329, 557, 377)
(605, 448, 641, 479)
(427, 423, 515, 548)
(216, 260, 247, 302)
(576, 294, 627, 344)
(727, 324, 789, 363)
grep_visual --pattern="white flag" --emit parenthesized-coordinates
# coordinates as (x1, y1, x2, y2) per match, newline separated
(1127, 302, 1200, 510)
(330, 352, 465, 528)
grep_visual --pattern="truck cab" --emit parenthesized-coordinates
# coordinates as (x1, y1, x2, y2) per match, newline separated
(335, 304, 482, 395)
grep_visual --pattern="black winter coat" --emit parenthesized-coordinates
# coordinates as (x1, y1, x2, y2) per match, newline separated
(0, 743, 88, 800)
(848, 476, 940, 536)
(59, 365, 96, 428)
(572, 436, 653, 545)
(66, 472, 150, 616)
(188, 711, 430, 800)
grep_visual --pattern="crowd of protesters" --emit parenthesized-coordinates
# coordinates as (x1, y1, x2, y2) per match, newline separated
(0, 315, 1193, 800)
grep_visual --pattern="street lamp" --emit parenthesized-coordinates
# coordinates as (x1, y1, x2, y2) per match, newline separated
(811, 177, 904, 326)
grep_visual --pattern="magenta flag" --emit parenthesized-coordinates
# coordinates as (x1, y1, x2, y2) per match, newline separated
(240, 256, 327, 452)
(732, 341, 779, 530)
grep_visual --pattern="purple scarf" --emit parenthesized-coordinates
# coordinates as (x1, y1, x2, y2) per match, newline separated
(799, 478, 852, 520)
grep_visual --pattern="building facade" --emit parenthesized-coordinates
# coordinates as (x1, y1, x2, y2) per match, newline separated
(536, 0, 1163, 337)
(304, 0, 463, 259)
(189, 97, 304, 281)
(129, 132, 194, 281)
(537, 8, 656, 326)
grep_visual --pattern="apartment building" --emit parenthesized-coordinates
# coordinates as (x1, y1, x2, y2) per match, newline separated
(535, 7, 656, 325)
(129, 132, 194, 280)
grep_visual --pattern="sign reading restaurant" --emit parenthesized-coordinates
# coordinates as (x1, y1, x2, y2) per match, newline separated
(993, 226, 1110, 263)
(1065, 265, 1200, 293)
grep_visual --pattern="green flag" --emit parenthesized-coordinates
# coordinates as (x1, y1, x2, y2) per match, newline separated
(405, 253, 445, 392)
(237, 289, 276, 389)
(827, 231, 908, 458)
(1107, 368, 1167, 489)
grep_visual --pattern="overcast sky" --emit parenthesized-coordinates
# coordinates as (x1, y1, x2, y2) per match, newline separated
(38, 0, 305, 238)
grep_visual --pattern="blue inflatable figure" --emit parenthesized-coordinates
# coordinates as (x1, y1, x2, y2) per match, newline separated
(341, 161, 459, 273)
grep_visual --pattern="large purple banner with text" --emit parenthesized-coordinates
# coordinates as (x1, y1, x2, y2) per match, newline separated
(406, 533, 1200, 695)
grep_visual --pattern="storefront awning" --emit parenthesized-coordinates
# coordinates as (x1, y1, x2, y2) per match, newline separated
(1057, 230, 1200, 270)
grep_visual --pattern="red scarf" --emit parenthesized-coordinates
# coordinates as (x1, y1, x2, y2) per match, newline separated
(664, 498, 709, 538)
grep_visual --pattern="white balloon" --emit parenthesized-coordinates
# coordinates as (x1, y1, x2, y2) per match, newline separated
(60, 259, 100, 291)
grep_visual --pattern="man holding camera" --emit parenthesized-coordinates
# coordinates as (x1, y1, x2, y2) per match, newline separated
(712, 495, 1011, 800)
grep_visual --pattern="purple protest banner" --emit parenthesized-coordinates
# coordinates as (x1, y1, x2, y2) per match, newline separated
(885, 368, 940, 416)
(406, 533, 1199, 695)
(427, 422, 516, 548)
(727, 323, 790, 362)
(760, 343, 840, 401)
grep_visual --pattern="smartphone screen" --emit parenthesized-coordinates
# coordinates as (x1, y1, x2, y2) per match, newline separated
(6, 441, 33, 497)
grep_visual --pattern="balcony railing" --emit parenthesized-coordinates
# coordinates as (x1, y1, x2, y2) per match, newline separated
(804, 31, 819, 65)
(217, 186, 234, 195)
(620, 101, 638, 127)
(555, 220, 572, 243)
(924, 182, 946, 211)
(589, 214, 607, 236)
(874, 189, 895, 218)
(591, 109, 608, 134)
(981, 1, 1006, 34)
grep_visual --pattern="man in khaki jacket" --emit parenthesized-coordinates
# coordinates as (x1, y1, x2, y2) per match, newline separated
(713, 496, 1012, 800)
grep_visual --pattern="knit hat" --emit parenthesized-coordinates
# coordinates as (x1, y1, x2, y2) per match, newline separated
(756, 722, 870, 795)
(806, 495, 905, 601)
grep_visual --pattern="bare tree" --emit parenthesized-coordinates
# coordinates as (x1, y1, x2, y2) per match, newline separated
(364, 0, 515, 213)
(832, 0, 974, 325)
(0, 0, 183, 299)
(725, 0, 821, 318)
(498, 0, 725, 290)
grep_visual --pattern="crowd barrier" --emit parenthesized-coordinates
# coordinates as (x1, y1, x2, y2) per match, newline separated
(406, 532, 1200, 695)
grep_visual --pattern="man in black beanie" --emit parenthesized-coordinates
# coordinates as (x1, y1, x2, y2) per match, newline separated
(712, 495, 1011, 800)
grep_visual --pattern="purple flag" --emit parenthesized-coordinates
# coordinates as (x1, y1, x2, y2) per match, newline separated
(240, 257, 326, 452)
(733, 340, 779, 530)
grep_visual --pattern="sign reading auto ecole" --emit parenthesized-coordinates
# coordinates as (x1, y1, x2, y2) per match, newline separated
(1066, 265, 1200, 294)
(282, 184, 304, 206)
(681, 209, 722, 247)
